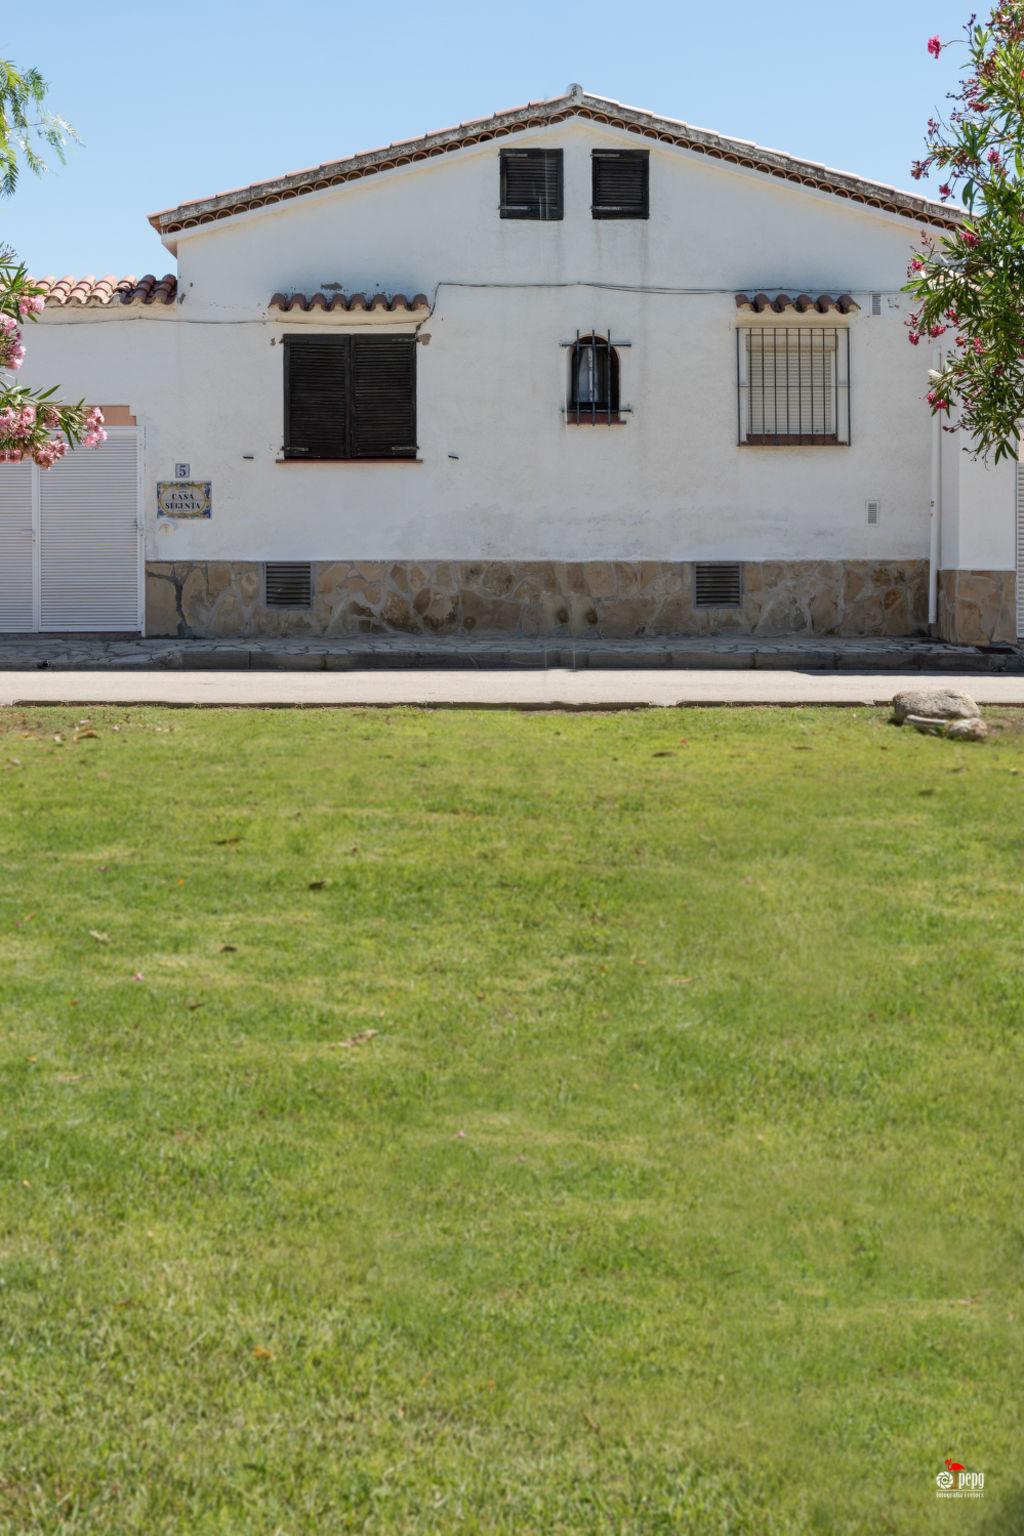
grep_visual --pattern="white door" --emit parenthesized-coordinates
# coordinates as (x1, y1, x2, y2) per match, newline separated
(0, 427, 142, 633)
(1017, 461, 1024, 641)
(0, 459, 35, 632)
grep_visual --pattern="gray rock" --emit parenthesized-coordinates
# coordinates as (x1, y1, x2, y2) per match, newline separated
(904, 714, 988, 740)
(946, 716, 988, 740)
(892, 687, 979, 723)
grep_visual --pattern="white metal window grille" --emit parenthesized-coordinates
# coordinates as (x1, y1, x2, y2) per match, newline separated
(1016, 463, 1024, 639)
(737, 327, 851, 445)
(695, 562, 742, 607)
(265, 562, 313, 608)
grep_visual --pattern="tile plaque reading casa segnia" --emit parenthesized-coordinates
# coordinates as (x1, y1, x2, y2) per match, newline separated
(157, 481, 212, 519)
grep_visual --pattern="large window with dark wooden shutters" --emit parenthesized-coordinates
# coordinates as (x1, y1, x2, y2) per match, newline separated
(499, 148, 563, 220)
(283, 334, 417, 460)
(591, 149, 649, 219)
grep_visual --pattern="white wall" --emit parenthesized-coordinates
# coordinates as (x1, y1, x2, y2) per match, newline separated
(940, 435, 1016, 571)
(19, 118, 977, 567)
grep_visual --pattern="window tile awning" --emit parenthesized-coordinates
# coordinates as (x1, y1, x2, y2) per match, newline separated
(735, 292, 860, 315)
(269, 291, 430, 314)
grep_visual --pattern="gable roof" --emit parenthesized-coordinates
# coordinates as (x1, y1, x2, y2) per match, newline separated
(149, 87, 960, 240)
(32, 273, 178, 307)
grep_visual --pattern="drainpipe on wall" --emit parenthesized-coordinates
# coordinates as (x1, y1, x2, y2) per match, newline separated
(928, 346, 942, 628)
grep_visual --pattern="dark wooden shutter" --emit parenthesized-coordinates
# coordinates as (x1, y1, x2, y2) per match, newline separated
(283, 334, 348, 458)
(591, 149, 649, 219)
(499, 148, 563, 220)
(350, 335, 417, 459)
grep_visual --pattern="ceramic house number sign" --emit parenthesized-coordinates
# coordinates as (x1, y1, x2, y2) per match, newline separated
(157, 481, 212, 519)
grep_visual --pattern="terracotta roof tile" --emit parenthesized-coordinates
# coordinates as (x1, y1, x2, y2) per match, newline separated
(268, 291, 429, 313)
(734, 291, 860, 315)
(31, 273, 178, 307)
(149, 89, 961, 239)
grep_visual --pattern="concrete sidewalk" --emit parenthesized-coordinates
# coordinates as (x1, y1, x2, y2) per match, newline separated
(3, 668, 1024, 708)
(1, 633, 1022, 674)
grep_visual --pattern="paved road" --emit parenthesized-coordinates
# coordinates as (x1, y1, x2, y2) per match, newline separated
(2, 669, 1023, 708)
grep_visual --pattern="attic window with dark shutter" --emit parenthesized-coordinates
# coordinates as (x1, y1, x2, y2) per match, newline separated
(499, 148, 563, 220)
(283, 333, 417, 460)
(592, 149, 649, 219)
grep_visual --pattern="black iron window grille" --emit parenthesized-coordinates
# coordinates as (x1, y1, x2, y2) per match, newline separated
(499, 148, 563, 220)
(737, 326, 850, 445)
(562, 332, 630, 424)
(592, 149, 649, 219)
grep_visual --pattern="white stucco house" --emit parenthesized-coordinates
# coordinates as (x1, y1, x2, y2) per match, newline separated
(3, 86, 1019, 644)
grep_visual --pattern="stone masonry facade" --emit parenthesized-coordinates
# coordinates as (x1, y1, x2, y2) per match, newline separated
(146, 558, 932, 640)
(936, 569, 1016, 646)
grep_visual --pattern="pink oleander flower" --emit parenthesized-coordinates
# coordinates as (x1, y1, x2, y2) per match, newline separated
(18, 295, 44, 317)
(908, 332, 921, 345)
(938, 182, 952, 198)
(929, 323, 948, 337)
(988, 149, 1002, 167)
(927, 35, 943, 57)
(961, 228, 978, 245)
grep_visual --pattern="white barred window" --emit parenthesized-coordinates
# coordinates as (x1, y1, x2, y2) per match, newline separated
(738, 327, 850, 445)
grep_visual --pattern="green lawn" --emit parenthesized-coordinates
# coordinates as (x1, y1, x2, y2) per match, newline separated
(0, 703, 1021, 1535)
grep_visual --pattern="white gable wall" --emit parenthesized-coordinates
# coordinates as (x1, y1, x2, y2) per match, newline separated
(173, 120, 929, 307)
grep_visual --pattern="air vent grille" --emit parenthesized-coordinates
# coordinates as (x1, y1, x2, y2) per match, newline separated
(265, 562, 312, 608)
(866, 499, 880, 526)
(695, 562, 742, 608)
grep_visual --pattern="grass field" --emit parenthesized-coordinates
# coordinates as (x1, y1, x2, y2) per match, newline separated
(0, 703, 1021, 1534)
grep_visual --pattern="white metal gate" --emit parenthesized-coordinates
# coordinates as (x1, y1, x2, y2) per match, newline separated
(1017, 461, 1024, 641)
(0, 427, 142, 633)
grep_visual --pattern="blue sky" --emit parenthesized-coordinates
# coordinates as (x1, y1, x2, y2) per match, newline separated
(5, 0, 970, 277)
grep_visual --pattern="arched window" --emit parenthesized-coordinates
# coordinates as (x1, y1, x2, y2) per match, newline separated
(569, 335, 620, 423)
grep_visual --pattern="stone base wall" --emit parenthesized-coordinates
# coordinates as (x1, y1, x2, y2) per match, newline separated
(146, 559, 930, 640)
(936, 569, 1016, 646)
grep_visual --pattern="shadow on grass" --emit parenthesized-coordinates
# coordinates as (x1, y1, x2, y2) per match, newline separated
(981, 1484, 1024, 1534)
